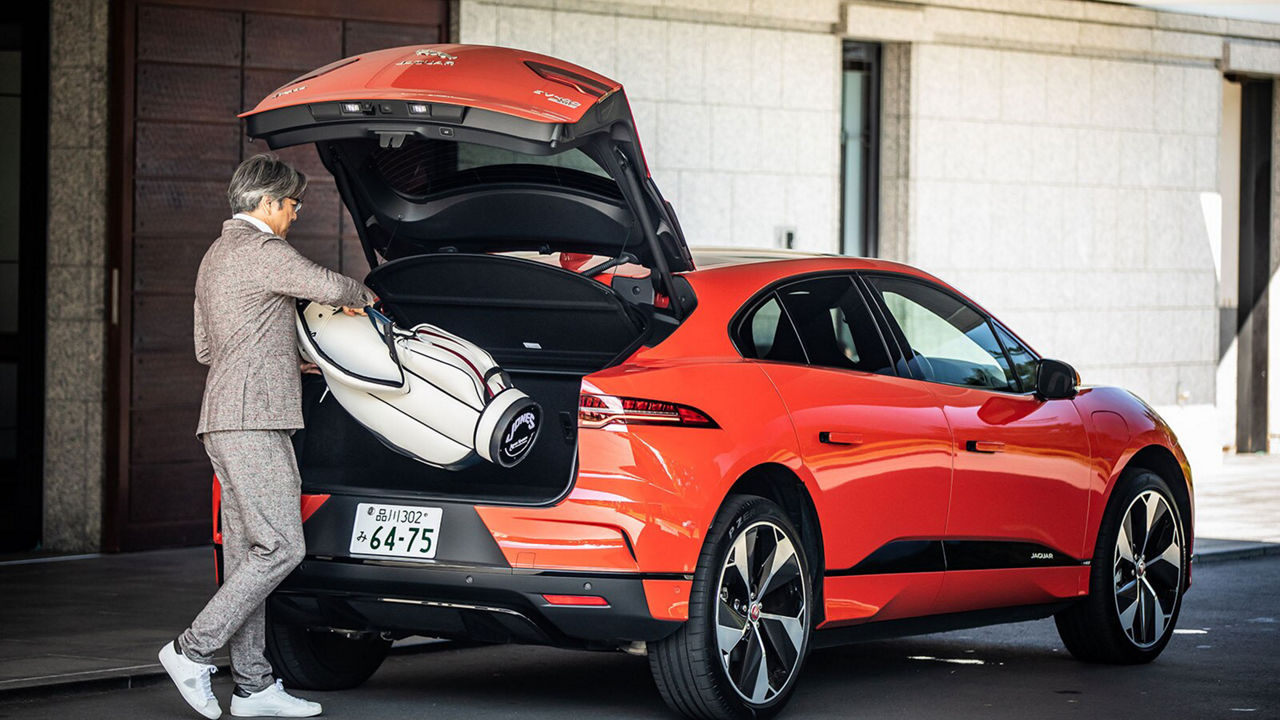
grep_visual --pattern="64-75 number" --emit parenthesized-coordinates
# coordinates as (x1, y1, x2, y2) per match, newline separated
(368, 525, 434, 554)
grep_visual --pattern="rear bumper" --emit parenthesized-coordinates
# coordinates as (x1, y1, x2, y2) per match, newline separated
(272, 556, 681, 647)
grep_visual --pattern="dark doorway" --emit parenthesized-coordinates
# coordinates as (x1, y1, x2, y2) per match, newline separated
(1235, 78, 1274, 454)
(0, 5, 48, 552)
(106, 0, 449, 551)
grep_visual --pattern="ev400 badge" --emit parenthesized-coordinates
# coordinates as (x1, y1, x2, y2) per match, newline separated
(533, 89, 581, 109)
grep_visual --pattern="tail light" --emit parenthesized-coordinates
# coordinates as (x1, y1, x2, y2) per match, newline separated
(579, 394, 718, 429)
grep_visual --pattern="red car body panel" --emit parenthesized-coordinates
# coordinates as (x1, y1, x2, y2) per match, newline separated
(242, 44, 621, 126)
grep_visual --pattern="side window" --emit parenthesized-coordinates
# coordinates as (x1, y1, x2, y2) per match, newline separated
(868, 276, 1016, 391)
(994, 324, 1038, 393)
(737, 294, 807, 364)
(775, 275, 893, 375)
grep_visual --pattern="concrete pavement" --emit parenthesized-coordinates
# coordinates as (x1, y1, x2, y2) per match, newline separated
(4, 555, 1278, 719)
(1193, 452, 1280, 544)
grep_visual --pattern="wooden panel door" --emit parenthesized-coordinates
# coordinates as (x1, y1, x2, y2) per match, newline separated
(107, 0, 447, 550)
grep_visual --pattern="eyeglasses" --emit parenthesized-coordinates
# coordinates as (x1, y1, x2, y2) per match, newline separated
(287, 197, 303, 215)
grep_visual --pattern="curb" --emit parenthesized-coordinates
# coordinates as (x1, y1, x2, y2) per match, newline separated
(1193, 541, 1280, 564)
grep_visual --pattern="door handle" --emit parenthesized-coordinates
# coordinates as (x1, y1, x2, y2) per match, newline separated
(965, 440, 1005, 453)
(819, 431, 863, 446)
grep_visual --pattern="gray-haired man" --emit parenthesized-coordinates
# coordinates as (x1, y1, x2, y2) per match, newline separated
(159, 155, 374, 719)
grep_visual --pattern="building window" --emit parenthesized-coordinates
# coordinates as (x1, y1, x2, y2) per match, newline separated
(840, 42, 880, 257)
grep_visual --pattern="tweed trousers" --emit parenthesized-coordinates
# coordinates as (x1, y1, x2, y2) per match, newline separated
(179, 429, 304, 693)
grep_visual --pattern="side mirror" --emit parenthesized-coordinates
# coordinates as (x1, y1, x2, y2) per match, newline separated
(1036, 359, 1079, 400)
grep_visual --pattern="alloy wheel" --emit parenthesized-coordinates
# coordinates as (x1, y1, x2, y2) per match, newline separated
(1112, 489, 1183, 649)
(715, 520, 809, 705)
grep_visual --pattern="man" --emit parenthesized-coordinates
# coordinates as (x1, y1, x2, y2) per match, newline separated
(159, 154, 375, 719)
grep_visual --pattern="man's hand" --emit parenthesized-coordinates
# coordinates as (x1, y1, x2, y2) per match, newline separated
(300, 361, 321, 375)
(341, 306, 367, 316)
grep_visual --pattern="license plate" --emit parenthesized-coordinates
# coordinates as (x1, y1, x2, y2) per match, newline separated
(349, 503, 443, 560)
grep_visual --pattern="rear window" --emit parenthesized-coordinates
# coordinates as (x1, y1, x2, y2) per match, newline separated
(369, 136, 617, 198)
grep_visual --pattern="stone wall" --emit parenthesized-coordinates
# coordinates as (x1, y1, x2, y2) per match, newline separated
(906, 43, 1221, 413)
(458, 0, 844, 252)
(843, 0, 1280, 470)
(43, 0, 109, 551)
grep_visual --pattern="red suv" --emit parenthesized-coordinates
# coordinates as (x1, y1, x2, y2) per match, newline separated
(213, 45, 1195, 719)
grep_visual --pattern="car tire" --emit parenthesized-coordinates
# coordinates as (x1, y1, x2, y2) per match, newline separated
(649, 494, 812, 720)
(1055, 467, 1188, 664)
(265, 614, 392, 690)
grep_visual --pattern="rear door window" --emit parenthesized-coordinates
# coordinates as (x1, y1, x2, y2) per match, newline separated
(867, 275, 1017, 391)
(737, 294, 807, 364)
(775, 275, 893, 375)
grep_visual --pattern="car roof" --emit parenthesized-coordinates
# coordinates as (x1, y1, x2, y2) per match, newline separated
(676, 247, 995, 326)
(685, 247, 946, 285)
(241, 44, 622, 124)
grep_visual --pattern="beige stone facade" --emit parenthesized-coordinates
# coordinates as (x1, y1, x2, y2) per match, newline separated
(30, 0, 1280, 549)
(44, 0, 110, 551)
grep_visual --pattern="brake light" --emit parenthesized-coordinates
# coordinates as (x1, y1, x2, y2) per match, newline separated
(524, 61, 612, 98)
(579, 394, 718, 429)
(542, 594, 610, 607)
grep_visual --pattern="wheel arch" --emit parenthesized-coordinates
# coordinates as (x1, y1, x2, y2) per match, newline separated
(726, 462, 826, 625)
(1119, 444, 1194, 551)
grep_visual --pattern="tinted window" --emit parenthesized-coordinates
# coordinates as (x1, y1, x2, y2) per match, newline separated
(995, 324, 1038, 393)
(869, 276, 1016, 391)
(367, 136, 616, 198)
(776, 275, 892, 375)
(738, 294, 807, 364)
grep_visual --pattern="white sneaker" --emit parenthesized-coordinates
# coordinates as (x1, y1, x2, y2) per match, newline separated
(158, 641, 222, 719)
(230, 679, 322, 718)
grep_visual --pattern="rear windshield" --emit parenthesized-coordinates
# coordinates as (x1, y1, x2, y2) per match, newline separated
(369, 136, 618, 198)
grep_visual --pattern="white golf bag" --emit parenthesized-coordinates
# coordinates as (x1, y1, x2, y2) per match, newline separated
(295, 302, 542, 469)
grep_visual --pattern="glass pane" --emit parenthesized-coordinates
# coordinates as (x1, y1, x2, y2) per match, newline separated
(871, 276, 1016, 391)
(777, 275, 892, 374)
(0, 50, 18, 96)
(0, 95, 18, 264)
(739, 294, 806, 364)
(0, 262, 15, 333)
(457, 143, 608, 177)
(995, 324, 1038, 393)
(367, 136, 613, 198)
(0, 362, 15, 460)
(841, 69, 866, 256)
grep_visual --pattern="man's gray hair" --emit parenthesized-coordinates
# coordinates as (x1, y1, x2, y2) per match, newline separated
(227, 154, 308, 214)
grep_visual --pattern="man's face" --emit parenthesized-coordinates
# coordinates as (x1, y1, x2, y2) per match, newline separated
(260, 195, 300, 237)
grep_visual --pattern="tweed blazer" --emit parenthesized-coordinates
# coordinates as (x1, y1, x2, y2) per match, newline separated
(194, 218, 374, 436)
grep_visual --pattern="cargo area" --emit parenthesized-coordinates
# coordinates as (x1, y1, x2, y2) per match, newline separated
(292, 253, 654, 505)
